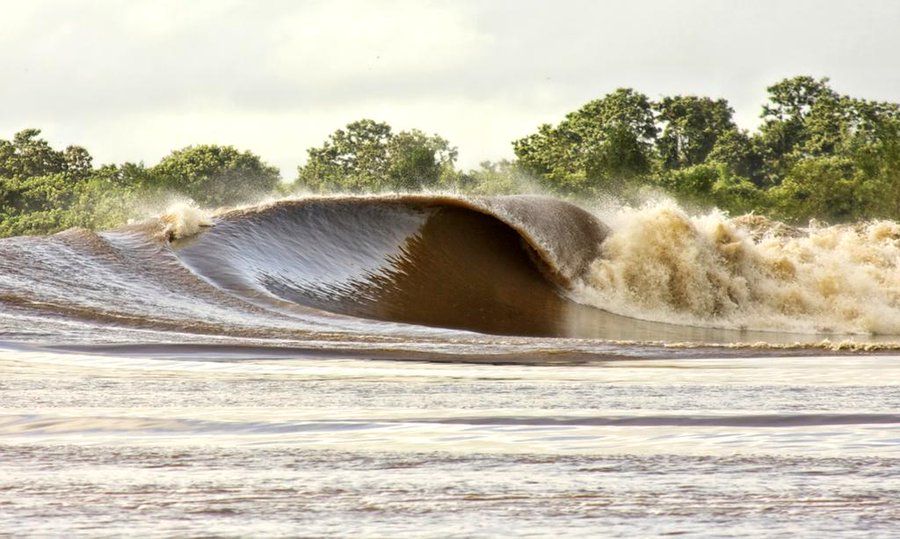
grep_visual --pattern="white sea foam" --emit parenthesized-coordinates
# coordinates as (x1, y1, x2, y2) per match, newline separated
(576, 200, 900, 335)
(159, 201, 213, 240)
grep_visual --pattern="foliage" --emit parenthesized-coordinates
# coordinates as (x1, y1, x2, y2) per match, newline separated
(705, 129, 762, 183)
(513, 76, 899, 223)
(655, 96, 737, 170)
(514, 89, 657, 195)
(0, 130, 279, 236)
(1, 76, 898, 238)
(451, 161, 535, 195)
(294, 119, 457, 192)
(653, 163, 767, 216)
(0, 173, 137, 237)
(150, 145, 281, 207)
(766, 156, 862, 223)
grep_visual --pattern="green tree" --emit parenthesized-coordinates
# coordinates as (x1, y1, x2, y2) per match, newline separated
(654, 163, 766, 216)
(386, 129, 458, 190)
(756, 76, 837, 179)
(63, 145, 94, 180)
(0, 172, 136, 236)
(149, 145, 280, 207)
(655, 96, 737, 170)
(0, 129, 68, 179)
(752, 77, 899, 221)
(513, 88, 657, 195)
(451, 160, 534, 195)
(767, 156, 864, 223)
(706, 128, 763, 183)
(0, 130, 107, 226)
(852, 112, 900, 219)
(96, 162, 155, 188)
(295, 119, 457, 192)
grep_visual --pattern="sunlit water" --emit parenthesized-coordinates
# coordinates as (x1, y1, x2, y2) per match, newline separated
(2, 347, 898, 537)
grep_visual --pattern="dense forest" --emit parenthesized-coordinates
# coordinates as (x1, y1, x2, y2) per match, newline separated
(1, 76, 897, 237)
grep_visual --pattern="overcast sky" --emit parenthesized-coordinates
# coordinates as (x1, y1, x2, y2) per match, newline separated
(2, 0, 898, 177)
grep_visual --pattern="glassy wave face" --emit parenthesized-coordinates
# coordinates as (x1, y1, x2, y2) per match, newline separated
(0, 194, 898, 354)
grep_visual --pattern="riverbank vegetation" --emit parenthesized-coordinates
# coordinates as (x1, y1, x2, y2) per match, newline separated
(1, 76, 897, 236)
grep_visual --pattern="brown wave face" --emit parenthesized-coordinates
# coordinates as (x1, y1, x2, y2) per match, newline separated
(172, 195, 612, 337)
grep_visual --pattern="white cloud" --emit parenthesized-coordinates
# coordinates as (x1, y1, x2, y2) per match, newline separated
(269, 1, 490, 85)
(118, 0, 243, 38)
(60, 94, 562, 178)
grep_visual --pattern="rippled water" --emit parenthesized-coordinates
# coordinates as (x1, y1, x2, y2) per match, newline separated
(2, 347, 898, 537)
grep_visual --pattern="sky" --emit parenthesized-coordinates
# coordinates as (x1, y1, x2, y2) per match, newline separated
(2, 0, 898, 178)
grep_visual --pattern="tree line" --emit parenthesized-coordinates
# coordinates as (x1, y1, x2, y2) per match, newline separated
(1, 76, 897, 237)
(0, 133, 280, 236)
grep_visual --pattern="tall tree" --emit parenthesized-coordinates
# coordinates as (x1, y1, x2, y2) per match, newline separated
(0, 129, 68, 179)
(295, 119, 457, 192)
(513, 88, 657, 194)
(63, 146, 94, 180)
(655, 96, 737, 170)
(756, 76, 838, 178)
(706, 128, 763, 183)
(150, 145, 280, 207)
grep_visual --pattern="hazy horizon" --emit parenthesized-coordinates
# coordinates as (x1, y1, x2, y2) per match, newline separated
(3, 0, 898, 178)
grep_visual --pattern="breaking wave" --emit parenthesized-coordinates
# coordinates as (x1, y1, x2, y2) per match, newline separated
(0, 193, 898, 354)
(578, 201, 900, 335)
(171, 195, 609, 337)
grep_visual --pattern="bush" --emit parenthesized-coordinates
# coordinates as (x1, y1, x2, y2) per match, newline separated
(654, 163, 767, 215)
(294, 120, 457, 193)
(149, 145, 280, 207)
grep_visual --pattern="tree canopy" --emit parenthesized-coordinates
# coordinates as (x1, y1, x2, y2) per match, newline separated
(0, 131, 281, 236)
(514, 89, 657, 194)
(511, 76, 899, 221)
(294, 119, 457, 192)
(655, 96, 737, 170)
(150, 145, 280, 207)
(1, 76, 898, 237)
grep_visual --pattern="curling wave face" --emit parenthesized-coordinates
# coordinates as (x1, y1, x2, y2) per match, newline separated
(0, 194, 898, 357)
(172, 195, 610, 337)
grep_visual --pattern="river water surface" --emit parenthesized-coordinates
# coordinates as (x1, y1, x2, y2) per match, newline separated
(2, 347, 899, 537)
(1, 195, 898, 536)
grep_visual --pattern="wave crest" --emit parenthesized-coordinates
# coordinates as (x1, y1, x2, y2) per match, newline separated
(172, 194, 611, 336)
(159, 202, 213, 240)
